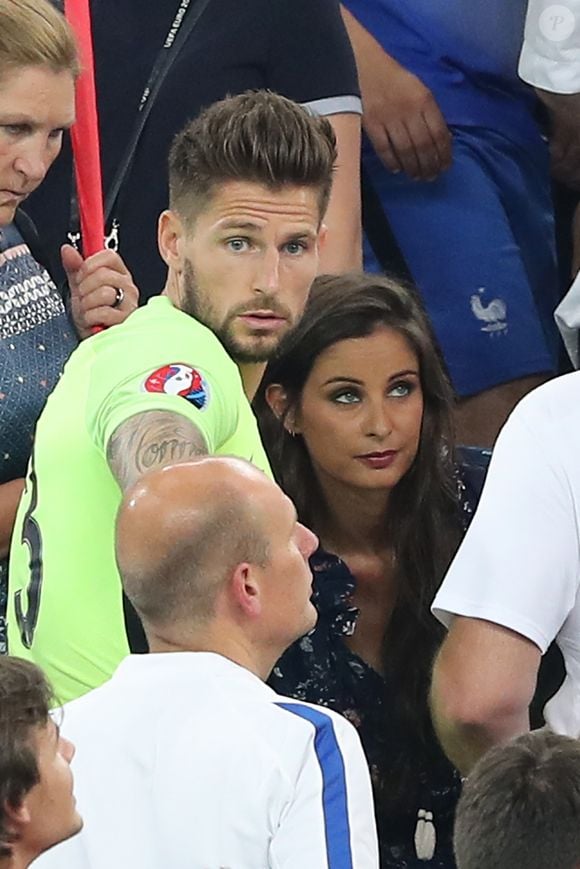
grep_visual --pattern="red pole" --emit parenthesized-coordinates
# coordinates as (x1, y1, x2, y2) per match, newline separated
(64, 0, 105, 260)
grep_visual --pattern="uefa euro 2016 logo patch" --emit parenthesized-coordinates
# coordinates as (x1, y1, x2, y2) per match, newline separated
(142, 364, 210, 410)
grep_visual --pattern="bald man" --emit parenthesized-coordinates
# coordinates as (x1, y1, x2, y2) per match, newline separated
(36, 459, 379, 869)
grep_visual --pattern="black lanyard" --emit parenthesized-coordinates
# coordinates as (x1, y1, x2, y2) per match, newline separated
(69, 0, 213, 249)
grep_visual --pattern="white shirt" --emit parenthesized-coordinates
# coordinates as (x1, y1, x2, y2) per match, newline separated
(519, 0, 580, 92)
(37, 652, 379, 869)
(433, 372, 580, 736)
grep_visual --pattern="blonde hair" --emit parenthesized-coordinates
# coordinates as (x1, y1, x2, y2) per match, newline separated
(0, 0, 80, 80)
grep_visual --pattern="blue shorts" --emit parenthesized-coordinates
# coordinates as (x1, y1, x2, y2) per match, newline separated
(363, 127, 559, 397)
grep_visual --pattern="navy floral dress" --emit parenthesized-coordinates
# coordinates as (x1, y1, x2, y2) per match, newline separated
(269, 550, 461, 868)
(269, 455, 488, 868)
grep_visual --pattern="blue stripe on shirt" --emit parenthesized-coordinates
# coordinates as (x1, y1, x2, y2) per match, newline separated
(276, 702, 353, 869)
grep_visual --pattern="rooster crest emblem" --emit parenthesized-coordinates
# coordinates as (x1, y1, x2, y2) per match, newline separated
(470, 288, 507, 334)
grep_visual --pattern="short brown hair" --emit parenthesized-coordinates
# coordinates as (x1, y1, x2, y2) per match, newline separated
(168, 90, 337, 224)
(0, 0, 80, 80)
(0, 657, 53, 857)
(454, 730, 580, 869)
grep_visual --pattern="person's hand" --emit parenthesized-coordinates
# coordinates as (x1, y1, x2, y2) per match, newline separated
(341, 6, 452, 180)
(362, 55, 452, 181)
(61, 245, 139, 339)
(342, 4, 452, 182)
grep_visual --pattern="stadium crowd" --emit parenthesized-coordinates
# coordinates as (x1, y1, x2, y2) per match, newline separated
(1, 0, 580, 867)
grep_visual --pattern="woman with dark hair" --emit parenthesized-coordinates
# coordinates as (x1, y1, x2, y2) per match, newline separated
(255, 272, 473, 868)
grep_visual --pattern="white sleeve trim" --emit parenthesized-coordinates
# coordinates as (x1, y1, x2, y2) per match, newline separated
(519, 46, 580, 91)
(519, 0, 580, 92)
(432, 598, 551, 653)
(301, 95, 362, 116)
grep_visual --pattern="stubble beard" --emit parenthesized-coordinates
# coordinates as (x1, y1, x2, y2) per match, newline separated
(181, 259, 293, 364)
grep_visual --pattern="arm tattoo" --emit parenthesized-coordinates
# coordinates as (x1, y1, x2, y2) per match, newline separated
(107, 410, 209, 490)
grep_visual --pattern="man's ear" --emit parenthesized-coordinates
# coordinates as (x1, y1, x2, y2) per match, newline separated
(158, 210, 185, 270)
(3, 797, 31, 834)
(230, 563, 262, 619)
(317, 222, 328, 254)
(265, 385, 301, 435)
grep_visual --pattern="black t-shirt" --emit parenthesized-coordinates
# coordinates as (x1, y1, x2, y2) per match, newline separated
(30, 0, 360, 299)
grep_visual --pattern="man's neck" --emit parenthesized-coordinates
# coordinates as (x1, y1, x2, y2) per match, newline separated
(238, 362, 267, 402)
(315, 469, 391, 555)
(161, 280, 177, 303)
(0, 849, 31, 869)
(147, 628, 279, 682)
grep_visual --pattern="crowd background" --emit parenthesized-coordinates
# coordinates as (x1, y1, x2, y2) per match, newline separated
(1, 0, 580, 867)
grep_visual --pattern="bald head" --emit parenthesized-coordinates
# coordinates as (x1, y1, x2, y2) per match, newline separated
(115, 458, 274, 632)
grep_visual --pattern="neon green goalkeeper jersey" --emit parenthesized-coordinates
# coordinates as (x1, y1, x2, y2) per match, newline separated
(8, 297, 271, 702)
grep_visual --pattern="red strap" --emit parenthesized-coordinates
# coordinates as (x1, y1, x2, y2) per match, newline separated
(64, 0, 104, 258)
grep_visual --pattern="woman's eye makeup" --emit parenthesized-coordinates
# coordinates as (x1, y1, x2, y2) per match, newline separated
(329, 388, 361, 404)
(327, 379, 417, 403)
(388, 380, 414, 397)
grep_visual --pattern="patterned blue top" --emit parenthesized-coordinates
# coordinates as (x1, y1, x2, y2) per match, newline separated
(0, 219, 77, 652)
(269, 549, 461, 868)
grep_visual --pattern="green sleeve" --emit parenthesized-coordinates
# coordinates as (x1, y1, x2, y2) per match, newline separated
(87, 357, 241, 457)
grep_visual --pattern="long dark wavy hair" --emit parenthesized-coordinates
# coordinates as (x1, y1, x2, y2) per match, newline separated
(255, 272, 462, 810)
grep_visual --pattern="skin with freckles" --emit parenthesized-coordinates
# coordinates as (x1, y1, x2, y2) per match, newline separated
(0, 66, 75, 227)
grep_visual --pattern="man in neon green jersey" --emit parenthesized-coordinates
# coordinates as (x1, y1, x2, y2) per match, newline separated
(7, 90, 336, 702)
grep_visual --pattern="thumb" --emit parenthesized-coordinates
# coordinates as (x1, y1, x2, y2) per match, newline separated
(61, 244, 84, 295)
